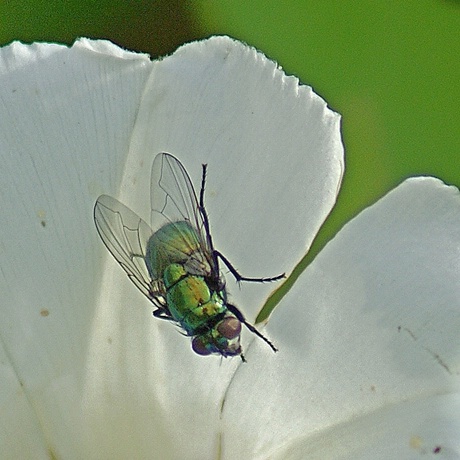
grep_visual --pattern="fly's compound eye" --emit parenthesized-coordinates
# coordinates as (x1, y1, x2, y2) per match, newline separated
(217, 317, 242, 340)
(191, 336, 213, 356)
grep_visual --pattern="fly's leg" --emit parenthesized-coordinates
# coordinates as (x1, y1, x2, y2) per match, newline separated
(198, 163, 220, 278)
(227, 303, 278, 353)
(153, 308, 174, 322)
(199, 164, 285, 284)
(215, 250, 285, 283)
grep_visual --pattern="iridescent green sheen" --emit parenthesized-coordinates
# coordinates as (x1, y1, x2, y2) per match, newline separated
(145, 221, 200, 279)
(163, 262, 226, 334)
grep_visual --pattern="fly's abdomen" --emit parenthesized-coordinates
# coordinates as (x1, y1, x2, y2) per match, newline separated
(145, 221, 201, 278)
(164, 263, 226, 334)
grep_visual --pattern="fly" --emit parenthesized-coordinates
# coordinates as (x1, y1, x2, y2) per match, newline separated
(94, 152, 284, 361)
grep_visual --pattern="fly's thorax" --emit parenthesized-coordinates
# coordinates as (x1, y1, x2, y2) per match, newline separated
(192, 313, 242, 357)
(145, 220, 202, 278)
(164, 263, 227, 333)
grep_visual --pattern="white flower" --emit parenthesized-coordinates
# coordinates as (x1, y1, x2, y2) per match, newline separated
(0, 36, 458, 459)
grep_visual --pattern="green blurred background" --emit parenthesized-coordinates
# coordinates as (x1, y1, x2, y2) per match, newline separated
(2, 1, 459, 317)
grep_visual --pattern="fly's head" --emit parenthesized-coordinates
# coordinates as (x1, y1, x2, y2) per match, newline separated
(191, 314, 243, 359)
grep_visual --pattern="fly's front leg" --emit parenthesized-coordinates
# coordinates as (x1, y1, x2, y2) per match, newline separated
(227, 303, 277, 353)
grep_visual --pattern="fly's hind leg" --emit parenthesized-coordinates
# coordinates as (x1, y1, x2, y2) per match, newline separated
(198, 163, 284, 284)
(215, 250, 285, 284)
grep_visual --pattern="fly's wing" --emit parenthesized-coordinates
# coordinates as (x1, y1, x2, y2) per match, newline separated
(94, 195, 154, 300)
(150, 153, 212, 260)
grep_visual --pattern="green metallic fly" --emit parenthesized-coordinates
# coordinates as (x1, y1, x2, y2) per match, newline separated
(94, 153, 284, 361)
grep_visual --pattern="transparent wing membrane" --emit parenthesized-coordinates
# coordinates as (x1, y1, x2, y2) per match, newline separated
(94, 195, 153, 299)
(151, 153, 209, 251)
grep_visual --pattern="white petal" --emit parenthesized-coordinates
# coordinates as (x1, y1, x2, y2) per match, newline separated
(123, 36, 343, 319)
(221, 177, 460, 458)
(0, 342, 50, 458)
(270, 394, 460, 459)
(83, 265, 242, 458)
(84, 36, 342, 458)
(0, 36, 343, 458)
(0, 39, 152, 456)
